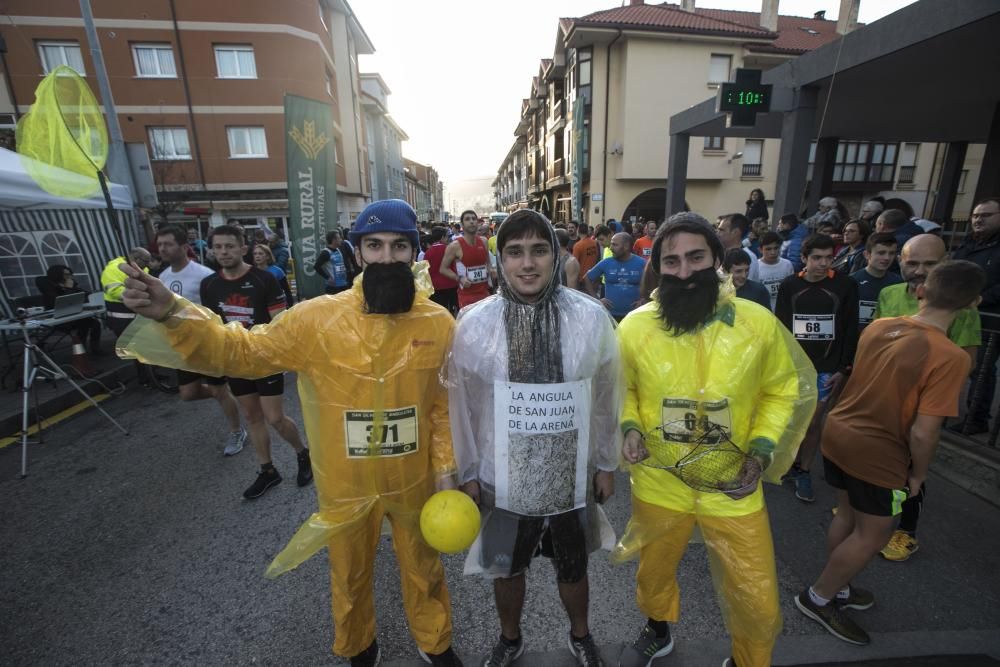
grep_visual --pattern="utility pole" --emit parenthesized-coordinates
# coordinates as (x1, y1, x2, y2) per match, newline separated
(79, 0, 138, 204)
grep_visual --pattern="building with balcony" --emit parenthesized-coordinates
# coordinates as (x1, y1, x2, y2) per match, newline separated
(495, 0, 987, 227)
(0, 0, 374, 236)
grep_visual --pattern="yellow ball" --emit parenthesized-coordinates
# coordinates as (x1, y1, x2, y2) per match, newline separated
(420, 490, 481, 554)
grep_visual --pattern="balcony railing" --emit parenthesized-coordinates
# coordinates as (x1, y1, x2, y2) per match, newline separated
(898, 165, 916, 184)
(742, 163, 762, 177)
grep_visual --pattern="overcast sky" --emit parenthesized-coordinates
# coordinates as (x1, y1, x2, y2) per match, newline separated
(352, 0, 916, 212)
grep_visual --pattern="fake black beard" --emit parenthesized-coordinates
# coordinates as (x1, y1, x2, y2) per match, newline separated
(656, 267, 721, 335)
(362, 262, 416, 314)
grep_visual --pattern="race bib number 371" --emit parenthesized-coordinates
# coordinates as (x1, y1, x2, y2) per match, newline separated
(344, 406, 419, 458)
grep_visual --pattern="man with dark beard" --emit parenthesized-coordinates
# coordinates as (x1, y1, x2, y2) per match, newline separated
(116, 199, 463, 667)
(448, 210, 620, 667)
(614, 213, 816, 667)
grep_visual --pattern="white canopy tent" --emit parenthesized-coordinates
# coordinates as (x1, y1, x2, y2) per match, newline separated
(0, 148, 132, 211)
(0, 148, 140, 318)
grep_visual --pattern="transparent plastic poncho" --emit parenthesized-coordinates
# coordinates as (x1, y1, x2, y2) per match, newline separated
(16, 65, 108, 199)
(444, 221, 623, 577)
(117, 263, 458, 576)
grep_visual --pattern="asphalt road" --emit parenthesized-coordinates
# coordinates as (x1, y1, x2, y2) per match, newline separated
(1, 383, 999, 666)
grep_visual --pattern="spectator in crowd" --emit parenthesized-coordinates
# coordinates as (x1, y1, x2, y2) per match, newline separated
(745, 187, 769, 223)
(832, 220, 871, 275)
(268, 230, 291, 273)
(804, 196, 843, 232)
(757, 231, 795, 311)
(779, 213, 809, 272)
(747, 218, 769, 258)
(859, 199, 884, 224)
(633, 220, 657, 260)
(555, 228, 582, 290)
(187, 228, 208, 260)
(573, 224, 610, 287)
(252, 243, 295, 309)
(566, 220, 581, 252)
(951, 196, 1000, 435)
(585, 231, 645, 321)
(39, 264, 103, 363)
(716, 213, 761, 282)
(876, 208, 924, 250)
(723, 248, 771, 310)
(425, 226, 459, 314)
(315, 229, 360, 295)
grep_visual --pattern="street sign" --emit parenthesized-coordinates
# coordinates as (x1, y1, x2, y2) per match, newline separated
(718, 69, 772, 127)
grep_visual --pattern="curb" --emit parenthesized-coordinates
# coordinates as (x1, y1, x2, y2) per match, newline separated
(935, 434, 1000, 508)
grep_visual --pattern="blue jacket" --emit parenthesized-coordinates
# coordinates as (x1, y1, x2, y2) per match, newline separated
(780, 224, 809, 272)
(271, 241, 291, 272)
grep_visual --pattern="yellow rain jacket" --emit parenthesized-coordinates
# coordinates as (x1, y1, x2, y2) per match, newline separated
(616, 285, 816, 532)
(118, 263, 457, 568)
(614, 285, 816, 667)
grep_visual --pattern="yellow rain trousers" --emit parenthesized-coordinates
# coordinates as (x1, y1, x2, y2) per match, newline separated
(614, 288, 817, 667)
(118, 263, 456, 658)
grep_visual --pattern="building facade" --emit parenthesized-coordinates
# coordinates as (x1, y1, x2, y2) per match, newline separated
(495, 0, 985, 226)
(0, 0, 374, 235)
(403, 157, 442, 222)
(360, 72, 410, 202)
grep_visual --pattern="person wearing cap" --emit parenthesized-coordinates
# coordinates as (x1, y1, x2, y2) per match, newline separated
(116, 199, 463, 667)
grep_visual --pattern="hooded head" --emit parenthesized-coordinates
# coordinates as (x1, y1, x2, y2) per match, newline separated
(494, 210, 563, 383)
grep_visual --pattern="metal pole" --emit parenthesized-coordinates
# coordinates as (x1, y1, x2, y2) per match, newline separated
(79, 0, 138, 204)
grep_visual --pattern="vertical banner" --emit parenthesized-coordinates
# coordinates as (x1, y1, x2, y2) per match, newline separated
(571, 96, 584, 222)
(285, 94, 337, 300)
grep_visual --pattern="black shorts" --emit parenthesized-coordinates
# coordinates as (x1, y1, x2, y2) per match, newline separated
(228, 373, 284, 397)
(480, 507, 588, 583)
(176, 369, 227, 387)
(823, 457, 908, 517)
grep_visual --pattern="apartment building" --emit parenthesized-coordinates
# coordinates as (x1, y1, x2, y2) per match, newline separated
(402, 157, 442, 222)
(494, 0, 985, 226)
(360, 72, 408, 202)
(0, 0, 373, 234)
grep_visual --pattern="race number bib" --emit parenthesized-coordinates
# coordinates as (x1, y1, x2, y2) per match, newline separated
(467, 265, 488, 284)
(493, 380, 591, 516)
(661, 398, 732, 443)
(642, 247, 652, 257)
(858, 300, 877, 325)
(343, 406, 419, 458)
(793, 314, 835, 340)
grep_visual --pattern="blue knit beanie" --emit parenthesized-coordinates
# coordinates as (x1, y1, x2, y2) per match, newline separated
(348, 199, 420, 249)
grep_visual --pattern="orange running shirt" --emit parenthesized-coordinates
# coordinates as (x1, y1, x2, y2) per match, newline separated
(821, 316, 970, 489)
(633, 236, 654, 260)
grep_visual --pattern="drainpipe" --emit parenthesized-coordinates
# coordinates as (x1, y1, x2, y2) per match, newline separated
(169, 0, 207, 193)
(601, 29, 623, 224)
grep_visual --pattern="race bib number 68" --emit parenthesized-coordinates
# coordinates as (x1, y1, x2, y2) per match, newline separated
(344, 406, 419, 458)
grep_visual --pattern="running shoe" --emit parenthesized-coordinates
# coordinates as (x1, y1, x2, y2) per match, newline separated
(223, 428, 247, 456)
(794, 472, 815, 503)
(419, 646, 464, 666)
(794, 590, 870, 645)
(568, 633, 603, 667)
(351, 639, 381, 667)
(243, 467, 281, 499)
(880, 530, 919, 561)
(617, 624, 674, 667)
(483, 635, 524, 667)
(836, 586, 875, 611)
(781, 463, 803, 484)
(296, 448, 313, 487)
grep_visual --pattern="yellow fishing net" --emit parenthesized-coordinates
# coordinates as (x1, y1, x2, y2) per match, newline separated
(15, 65, 108, 198)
